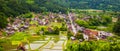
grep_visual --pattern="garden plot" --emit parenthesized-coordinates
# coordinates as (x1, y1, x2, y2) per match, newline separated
(25, 40, 47, 50)
(52, 41, 64, 50)
(41, 36, 67, 51)
(49, 22, 62, 28)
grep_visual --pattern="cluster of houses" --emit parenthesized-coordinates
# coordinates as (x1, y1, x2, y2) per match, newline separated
(3, 12, 113, 41)
(31, 16, 49, 25)
(4, 16, 50, 35)
(83, 29, 113, 41)
(4, 13, 67, 36)
(70, 24, 113, 41)
(67, 13, 113, 41)
(5, 17, 30, 35)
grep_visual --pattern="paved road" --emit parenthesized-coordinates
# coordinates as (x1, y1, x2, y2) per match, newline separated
(68, 13, 77, 36)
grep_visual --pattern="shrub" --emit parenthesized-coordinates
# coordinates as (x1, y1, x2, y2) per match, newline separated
(0, 16, 8, 29)
(87, 26, 97, 29)
(0, 46, 3, 51)
(65, 40, 120, 51)
(75, 33, 83, 40)
(75, 20, 89, 28)
(21, 13, 33, 18)
(67, 31, 73, 39)
(113, 20, 120, 36)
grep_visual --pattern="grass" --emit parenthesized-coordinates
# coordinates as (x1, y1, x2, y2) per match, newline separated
(0, 34, 45, 51)
(59, 31, 67, 36)
(63, 40, 68, 51)
(26, 0, 34, 4)
(49, 22, 62, 28)
(0, 22, 62, 51)
(0, 38, 17, 51)
(30, 21, 38, 25)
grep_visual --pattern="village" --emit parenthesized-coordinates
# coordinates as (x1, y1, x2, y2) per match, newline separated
(4, 12, 113, 41)
(0, 10, 118, 51)
(0, 0, 120, 51)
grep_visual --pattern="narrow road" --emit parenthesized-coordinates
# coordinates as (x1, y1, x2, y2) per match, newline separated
(68, 13, 77, 36)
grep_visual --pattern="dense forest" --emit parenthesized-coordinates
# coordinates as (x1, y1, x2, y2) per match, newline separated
(0, 0, 120, 17)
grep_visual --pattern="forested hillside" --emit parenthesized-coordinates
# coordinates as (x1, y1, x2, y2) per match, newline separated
(67, 0, 120, 11)
(0, 0, 120, 29)
(0, 0, 120, 17)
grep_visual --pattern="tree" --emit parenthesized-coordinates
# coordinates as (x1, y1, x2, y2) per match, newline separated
(113, 16, 120, 36)
(0, 15, 8, 29)
(75, 20, 89, 27)
(21, 13, 33, 18)
(53, 26, 59, 34)
(101, 15, 112, 26)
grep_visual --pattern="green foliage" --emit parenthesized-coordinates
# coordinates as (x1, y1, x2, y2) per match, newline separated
(0, 0, 119, 29)
(87, 26, 97, 29)
(50, 22, 62, 28)
(0, 0, 119, 19)
(113, 20, 120, 36)
(0, 0, 68, 19)
(0, 46, 3, 51)
(88, 14, 112, 26)
(34, 0, 120, 12)
(75, 33, 83, 39)
(0, 40, 5, 43)
(60, 27, 67, 31)
(75, 20, 89, 28)
(21, 13, 33, 18)
(67, 31, 73, 39)
(45, 26, 60, 35)
(53, 36, 60, 43)
(65, 40, 120, 51)
(60, 23, 67, 31)
(68, 0, 120, 11)
(10, 32, 30, 41)
(53, 26, 60, 34)
(26, 0, 34, 4)
(101, 15, 112, 26)
(0, 0, 30, 17)
(0, 39, 8, 51)
(88, 17, 101, 26)
(75, 11, 113, 30)
(0, 16, 8, 29)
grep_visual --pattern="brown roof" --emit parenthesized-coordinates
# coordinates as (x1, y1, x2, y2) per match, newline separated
(84, 29, 98, 38)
